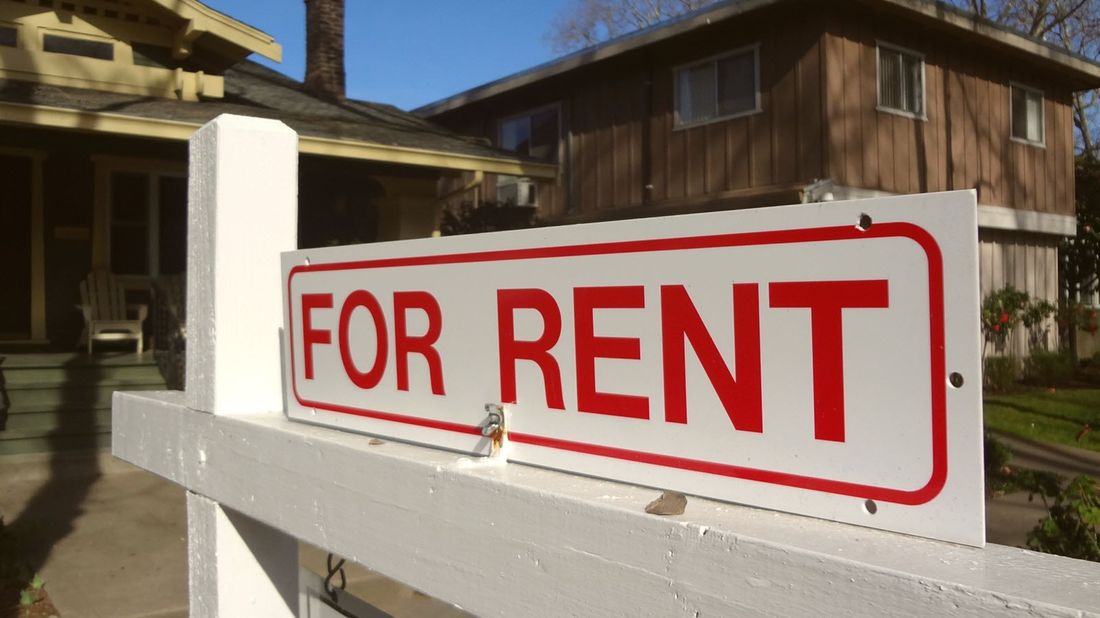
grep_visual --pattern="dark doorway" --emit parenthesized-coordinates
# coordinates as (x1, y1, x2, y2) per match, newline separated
(157, 175, 187, 275)
(0, 154, 32, 338)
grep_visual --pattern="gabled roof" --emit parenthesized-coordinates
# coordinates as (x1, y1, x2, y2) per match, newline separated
(148, 0, 281, 62)
(415, 0, 1100, 117)
(0, 61, 555, 178)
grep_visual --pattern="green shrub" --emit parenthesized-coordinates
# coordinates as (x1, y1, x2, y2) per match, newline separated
(1027, 475, 1100, 562)
(1023, 350, 1074, 387)
(982, 287, 1029, 355)
(984, 356, 1018, 392)
(985, 434, 1097, 562)
(440, 200, 539, 236)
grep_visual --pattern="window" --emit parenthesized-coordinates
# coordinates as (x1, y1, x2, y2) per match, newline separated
(496, 106, 558, 207)
(1011, 84, 1044, 145)
(43, 33, 113, 60)
(131, 43, 178, 69)
(0, 26, 17, 48)
(675, 47, 759, 127)
(109, 172, 186, 277)
(877, 44, 924, 117)
(499, 106, 559, 162)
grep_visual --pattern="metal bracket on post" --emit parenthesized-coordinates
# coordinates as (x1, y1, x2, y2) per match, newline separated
(482, 403, 507, 457)
(323, 553, 346, 603)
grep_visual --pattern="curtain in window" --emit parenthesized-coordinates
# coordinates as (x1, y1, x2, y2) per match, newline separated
(678, 64, 716, 124)
(1012, 87, 1043, 142)
(879, 48, 922, 115)
(902, 53, 922, 115)
(1025, 91, 1042, 142)
(880, 50, 901, 111)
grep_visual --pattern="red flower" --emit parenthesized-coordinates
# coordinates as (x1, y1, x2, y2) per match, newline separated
(993, 324, 1001, 332)
(999, 312, 1010, 324)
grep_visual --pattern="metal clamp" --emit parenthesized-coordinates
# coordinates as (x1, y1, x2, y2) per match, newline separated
(482, 403, 506, 453)
(482, 403, 504, 437)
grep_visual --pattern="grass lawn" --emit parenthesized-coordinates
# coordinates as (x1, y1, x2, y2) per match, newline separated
(984, 388, 1100, 453)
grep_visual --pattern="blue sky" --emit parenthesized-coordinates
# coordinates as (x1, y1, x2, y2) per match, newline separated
(204, 1, 570, 111)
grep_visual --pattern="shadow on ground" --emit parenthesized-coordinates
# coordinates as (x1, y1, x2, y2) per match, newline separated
(1, 354, 102, 613)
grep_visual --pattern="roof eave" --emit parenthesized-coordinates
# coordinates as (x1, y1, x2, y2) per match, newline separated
(149, 0, 283, 62)
(869, 0, 1100, 89)
(0, 102, 555, 178)
(416, 0, 1100, 117)
(414, 0, 781, 117)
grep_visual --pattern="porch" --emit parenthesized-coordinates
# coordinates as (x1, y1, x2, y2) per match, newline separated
(0, 124, 476, 352)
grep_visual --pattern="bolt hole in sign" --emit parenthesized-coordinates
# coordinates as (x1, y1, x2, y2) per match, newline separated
(281, 191, 984, 546)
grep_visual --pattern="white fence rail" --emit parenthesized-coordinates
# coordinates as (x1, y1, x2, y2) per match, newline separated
(112, 115, 1100, 617)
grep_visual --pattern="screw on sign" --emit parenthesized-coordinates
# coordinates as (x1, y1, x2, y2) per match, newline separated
(281, 192, 985, 546)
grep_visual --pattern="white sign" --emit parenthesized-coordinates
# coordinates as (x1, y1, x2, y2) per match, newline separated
(281, 191, 984, 546)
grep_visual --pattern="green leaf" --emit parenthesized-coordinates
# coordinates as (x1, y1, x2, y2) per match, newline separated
(31, 573, 44, 590)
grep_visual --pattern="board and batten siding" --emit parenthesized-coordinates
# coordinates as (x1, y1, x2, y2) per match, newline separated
(822, 9, 1075, 217)
(979, 228, 1062, 354)
(637, 8, 824, 212)
(433, 4, 828, 220)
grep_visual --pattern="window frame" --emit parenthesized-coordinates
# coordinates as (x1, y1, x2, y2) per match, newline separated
(496, 102, 562, 163)
(39, 27, 116, 62)
(1009, 81, 1046, 148)
(875, 41, 927, 121)
(0, 21, 20, 48)
(101, 161, 186, 279)
(672, 44, 762, 130)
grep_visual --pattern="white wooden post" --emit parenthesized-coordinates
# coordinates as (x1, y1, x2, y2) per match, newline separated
(183, 114, 299, 617)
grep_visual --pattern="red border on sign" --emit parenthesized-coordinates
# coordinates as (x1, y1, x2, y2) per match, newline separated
(286, 222, 946, 506)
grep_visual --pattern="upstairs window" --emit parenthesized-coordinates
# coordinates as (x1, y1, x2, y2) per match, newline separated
(675, 47, 759, 127)
(499, 106, 559, 162)
(877, 43, 924, 118)
(1011, 83, 1044, 145)
(132, 43, 179, 69)
(0, 26, 17, 48)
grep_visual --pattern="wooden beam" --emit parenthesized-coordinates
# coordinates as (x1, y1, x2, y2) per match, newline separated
(112, 391, 1100, 617)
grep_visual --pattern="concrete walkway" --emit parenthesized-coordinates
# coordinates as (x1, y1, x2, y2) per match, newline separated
(0, 451, 466, 618)
(2, 436, 1098, 617)
(1, 451, 187, 618)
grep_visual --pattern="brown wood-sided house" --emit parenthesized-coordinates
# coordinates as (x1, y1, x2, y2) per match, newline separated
(0, 0, 554, 349)
(419, 0, 1100, 352)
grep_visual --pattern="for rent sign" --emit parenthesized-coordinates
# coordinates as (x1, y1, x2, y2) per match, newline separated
(281, 191, 984, 546)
